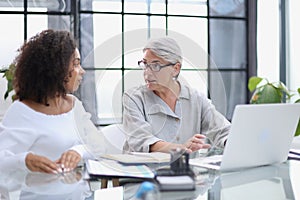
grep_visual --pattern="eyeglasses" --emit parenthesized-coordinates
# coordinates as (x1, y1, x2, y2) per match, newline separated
(138, 60, 175, 72)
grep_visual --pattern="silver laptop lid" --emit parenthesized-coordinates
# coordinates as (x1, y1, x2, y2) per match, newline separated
(221, 103, 300, 171)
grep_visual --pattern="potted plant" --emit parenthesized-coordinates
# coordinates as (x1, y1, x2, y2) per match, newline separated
(248, 76, 300, 136)
(0, 63, 16, 100)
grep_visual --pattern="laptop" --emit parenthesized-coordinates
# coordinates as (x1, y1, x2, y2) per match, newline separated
(189, 103, 300, 172)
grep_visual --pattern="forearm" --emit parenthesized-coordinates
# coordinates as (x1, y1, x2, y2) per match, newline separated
(150, 141, 185, 153)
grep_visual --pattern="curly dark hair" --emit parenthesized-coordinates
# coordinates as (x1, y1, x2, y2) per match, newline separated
(13, 29, 77, 105)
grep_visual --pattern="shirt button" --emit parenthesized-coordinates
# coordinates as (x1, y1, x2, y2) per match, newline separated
(175, 118, 179, 122)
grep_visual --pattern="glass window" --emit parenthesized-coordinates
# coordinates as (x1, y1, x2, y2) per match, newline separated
(168, 0, 207, 16)
(124, 0, 165, 14)
(209, 0, 245, 17)
(209, 19, 246, 69)
(85, 0, 122, 12)
(168, 17, 208, 69)
(210, 71, 247, 118)
(0, 15, 23, 66)
(0, 0, 251, 124)
(257, 0, 279, 81)
(96, 70, 123, 124)
(288, 0, 300, 92)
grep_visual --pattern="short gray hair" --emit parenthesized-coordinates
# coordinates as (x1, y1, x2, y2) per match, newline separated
(143, 37, 182, 64)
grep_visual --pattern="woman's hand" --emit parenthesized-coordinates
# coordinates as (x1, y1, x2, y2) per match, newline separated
(55, 150, 81, 173)
(184, 134, 211, 153)
(25, 153, 59, 174)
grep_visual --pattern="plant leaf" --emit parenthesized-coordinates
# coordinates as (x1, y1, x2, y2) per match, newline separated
(248, 76, 263, 92)
(295, 120, 300, 137)
(252, 84, 282, 103)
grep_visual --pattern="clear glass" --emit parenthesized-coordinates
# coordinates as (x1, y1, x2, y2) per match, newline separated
(209, 0, 245, 17)
(210, 71, 247, 119)
(27, 1, 66, 12)
(0, 4, 23, 11)
(27, 15, 48, 37)
(209, 19, 246, 69)
(123, 15, 148, 68)
(92, 14, 122, 68)
(149, 16, 166, 31)
(124, 0, 165, 14)
(257, 0, 279, 82)
(168, 17, 208, 69)
(168, 0, 207, 16)
(0, 15, 23, 67)
(288, 0, 300, 94)
(96, 70, 123, 124)
(179, 71, 208, 96)
(86, 0, 122, 12)
(28, 15, 71, 37)
(124, 70, 145, 92)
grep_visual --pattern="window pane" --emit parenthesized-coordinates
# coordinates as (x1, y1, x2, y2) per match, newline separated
(96, 70, 123, 124)
(27, 1, 67, 12)
(210, 71, 247, 119)
(27, 15, 48, 37)
(0, 4, 23, 11)
(91, 14, 122, 68)
(84, 0, 122, 12)
(168, 17, 208, 69)
(124, 48, 143, 69)
(257, 0, 279, 81)
(0, 15, 23, 66)
(149, 16, 166, 30)
(168, 0, 207, 16)
(180, 71, 208, 95)
(124, 15, 148, 32)
(288, 0, 300, 92)
(209, 0, 245, 17)
(124, 0, 165, 14)
(28, 15, 71, 37)
(210, 19, 246, 69)
(124, 15, 149, 68)
(124, 70, 145, 91)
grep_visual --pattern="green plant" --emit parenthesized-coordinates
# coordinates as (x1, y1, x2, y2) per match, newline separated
(248, 76, 300, 136)
(0, 63, 16, 100)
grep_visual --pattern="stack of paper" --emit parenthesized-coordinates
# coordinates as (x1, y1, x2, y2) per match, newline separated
(86, 159, 155, 179)
(100, 152, 170, 164)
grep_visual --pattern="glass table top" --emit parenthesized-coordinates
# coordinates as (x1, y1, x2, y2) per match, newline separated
(0, 160, 299, 200)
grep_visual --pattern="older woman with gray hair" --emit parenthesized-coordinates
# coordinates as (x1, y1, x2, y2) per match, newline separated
(122, 37, 230, 155)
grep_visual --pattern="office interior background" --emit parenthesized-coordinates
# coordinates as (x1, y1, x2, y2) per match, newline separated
(0, 0, 299, 125)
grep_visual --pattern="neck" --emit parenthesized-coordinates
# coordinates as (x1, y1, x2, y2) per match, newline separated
(155, 81, 180, 99)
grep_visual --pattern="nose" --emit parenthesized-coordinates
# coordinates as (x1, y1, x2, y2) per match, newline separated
(80, 65, 85, 74)
(143, 66, 152, 74)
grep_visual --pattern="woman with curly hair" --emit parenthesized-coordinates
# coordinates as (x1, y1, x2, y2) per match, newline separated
(0, 29, 105, 174)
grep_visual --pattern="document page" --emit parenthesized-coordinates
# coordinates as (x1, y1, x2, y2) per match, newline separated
(86, 159, 155, 179)
(100, 152, 170, 164)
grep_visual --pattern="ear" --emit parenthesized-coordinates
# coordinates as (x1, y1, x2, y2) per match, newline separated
(172, 63, 181, 77)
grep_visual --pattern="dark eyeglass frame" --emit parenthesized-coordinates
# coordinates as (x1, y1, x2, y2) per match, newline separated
(138, 60, 175, 72)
